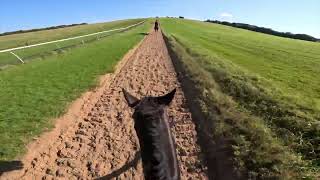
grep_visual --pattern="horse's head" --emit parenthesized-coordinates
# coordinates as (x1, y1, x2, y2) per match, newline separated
(122, 88, 176, 118)
(122, 88, 180, 180)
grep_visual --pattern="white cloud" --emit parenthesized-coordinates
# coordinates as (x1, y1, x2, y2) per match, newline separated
(220, 12, 233, 18)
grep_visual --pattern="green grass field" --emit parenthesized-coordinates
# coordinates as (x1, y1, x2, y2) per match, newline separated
(1, 17, 319, 178)
(0, 19, 151, 160)
(161, 18, 320, 179)
(0, 19, 144, 50)
(0, 19, 145, 67)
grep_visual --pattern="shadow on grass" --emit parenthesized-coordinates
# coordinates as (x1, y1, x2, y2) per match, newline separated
(0, 160, 23, 176)
(95, 151, 141, 180)
(138, 32, 149, 36)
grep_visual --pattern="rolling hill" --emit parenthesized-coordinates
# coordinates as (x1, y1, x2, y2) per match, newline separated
(1, 17, 319, 179)
(161, 18, 320, 179)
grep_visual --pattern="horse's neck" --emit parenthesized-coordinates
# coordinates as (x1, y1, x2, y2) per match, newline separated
(135, 112, 180, 180)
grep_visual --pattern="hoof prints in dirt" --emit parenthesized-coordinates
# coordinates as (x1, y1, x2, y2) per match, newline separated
(2, 31, 207, 180)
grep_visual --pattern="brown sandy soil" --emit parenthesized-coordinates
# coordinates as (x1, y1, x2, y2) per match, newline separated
(1, 31, 208, 180)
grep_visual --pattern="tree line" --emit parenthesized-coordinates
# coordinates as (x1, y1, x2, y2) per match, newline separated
(205, 20, 319, 42)
(0, 23, 88, 37)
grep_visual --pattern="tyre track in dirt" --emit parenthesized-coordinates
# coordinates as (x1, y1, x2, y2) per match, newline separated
(1, 31, 207, 179)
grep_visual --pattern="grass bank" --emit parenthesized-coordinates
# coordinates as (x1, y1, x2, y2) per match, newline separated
(0, 19, 145, 67)
(162, 18, 320, 179)
(0, 20, 150, 160)
(0, 19, 144, 50)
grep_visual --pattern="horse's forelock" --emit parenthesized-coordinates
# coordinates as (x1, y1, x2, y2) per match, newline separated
(134, 98, 165, 117)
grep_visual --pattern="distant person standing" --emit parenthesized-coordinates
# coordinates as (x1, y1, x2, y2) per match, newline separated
(154, 20, 159, 32)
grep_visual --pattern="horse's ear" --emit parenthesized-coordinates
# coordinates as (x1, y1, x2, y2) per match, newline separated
(122, 89, 140, 108)
(157, 88, 176, 105)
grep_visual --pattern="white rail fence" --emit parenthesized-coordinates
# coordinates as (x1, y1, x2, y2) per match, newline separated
(0, 20, 145, 65)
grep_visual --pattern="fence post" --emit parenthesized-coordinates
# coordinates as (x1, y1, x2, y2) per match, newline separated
(55, 43, 60, 49)
(10, 52, 25, 64)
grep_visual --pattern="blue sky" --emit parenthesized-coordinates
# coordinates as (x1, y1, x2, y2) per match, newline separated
(1, 0, 319, 37)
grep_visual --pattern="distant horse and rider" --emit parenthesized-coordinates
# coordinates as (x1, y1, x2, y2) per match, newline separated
(154, 20, 159, 32)
(121, 18, 181, 180)
(123, 88, 180, 180)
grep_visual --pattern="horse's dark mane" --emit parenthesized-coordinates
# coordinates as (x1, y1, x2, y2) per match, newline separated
(133, 98, 179, 180)
(144, 114, 169, 179)
(122, 89, 180, 180)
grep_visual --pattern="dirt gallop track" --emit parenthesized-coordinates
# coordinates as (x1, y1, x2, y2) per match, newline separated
(2, 31, 207, 179)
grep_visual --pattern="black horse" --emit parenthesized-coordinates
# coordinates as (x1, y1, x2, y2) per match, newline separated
(122, 89, 180, 180)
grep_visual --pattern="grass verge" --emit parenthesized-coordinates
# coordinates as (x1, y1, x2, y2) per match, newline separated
(162, 18, 320, 179)
(0, 20, 150, 160)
